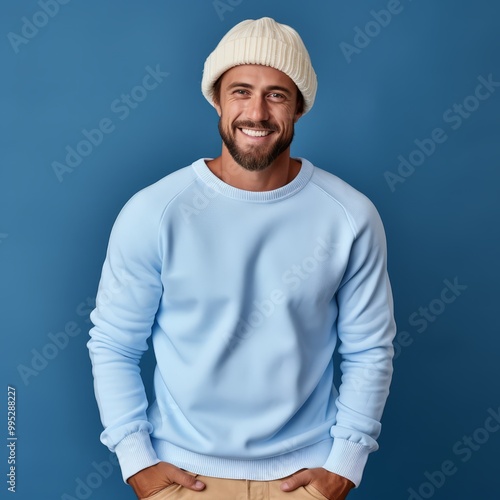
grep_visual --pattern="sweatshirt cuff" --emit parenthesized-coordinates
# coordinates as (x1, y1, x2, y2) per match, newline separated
(322, 439, 370, 487)
(114, 430, 161, 483)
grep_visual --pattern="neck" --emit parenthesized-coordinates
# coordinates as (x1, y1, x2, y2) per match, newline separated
(206, 146, 301, 192)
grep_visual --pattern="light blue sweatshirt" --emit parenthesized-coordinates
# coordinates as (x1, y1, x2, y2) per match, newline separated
(88, 158, 396, 487)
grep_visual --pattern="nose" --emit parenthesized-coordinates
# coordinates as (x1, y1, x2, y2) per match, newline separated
(245, 95, 269, 122)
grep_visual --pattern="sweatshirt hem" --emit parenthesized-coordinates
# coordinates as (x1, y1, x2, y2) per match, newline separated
(152, 438, 333, 480)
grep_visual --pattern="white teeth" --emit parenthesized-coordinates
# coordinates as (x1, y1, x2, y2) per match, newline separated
(241, 128, 272, 137)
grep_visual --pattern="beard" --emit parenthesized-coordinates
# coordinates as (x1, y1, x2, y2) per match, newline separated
(218, 118, 294, 172)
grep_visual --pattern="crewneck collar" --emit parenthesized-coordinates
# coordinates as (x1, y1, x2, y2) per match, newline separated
(192, 158, 314, 203)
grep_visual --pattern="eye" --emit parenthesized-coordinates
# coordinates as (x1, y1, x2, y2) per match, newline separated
(268, 93, 286, 101)
(233, 89, 249, 96)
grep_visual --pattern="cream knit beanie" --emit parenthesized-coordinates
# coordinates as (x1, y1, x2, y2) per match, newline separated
(202, 17, 317, 114)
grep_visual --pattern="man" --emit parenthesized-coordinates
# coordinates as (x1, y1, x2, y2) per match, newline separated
(88, 17, 396, 500)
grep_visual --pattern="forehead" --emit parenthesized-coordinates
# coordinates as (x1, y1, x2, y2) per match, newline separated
(220, 64, 297, 92)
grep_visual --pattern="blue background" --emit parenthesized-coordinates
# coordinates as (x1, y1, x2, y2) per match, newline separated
(2, 0, 499, 498)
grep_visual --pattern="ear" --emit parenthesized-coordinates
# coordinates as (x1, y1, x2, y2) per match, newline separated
(293, 110, 303, 123)
(214, 101, 222, 117)
(293, 89, 305, 123)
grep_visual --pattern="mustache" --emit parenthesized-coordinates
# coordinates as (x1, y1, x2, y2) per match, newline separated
(233, 120, 279, 132)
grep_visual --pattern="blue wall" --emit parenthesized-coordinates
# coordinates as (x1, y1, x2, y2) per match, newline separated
(2, 1, 499, 498)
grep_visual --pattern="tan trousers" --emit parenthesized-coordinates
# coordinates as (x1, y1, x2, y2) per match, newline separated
(143, 474, 329, 500)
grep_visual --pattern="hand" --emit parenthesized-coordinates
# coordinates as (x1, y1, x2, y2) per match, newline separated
(127, 461, 205, 499)
(280, 468, 355, 500)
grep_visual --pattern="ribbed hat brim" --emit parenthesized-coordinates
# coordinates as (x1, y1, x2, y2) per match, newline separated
(201, 18, 317, 114)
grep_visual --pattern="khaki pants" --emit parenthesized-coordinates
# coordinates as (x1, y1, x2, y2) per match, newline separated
(143, 474, 329, 500)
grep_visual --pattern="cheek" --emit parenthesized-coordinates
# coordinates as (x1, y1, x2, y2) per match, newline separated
(223, 100, 246, 116)
(277, 106, 298, 127)
(222, 109, 245, 128)
(279, 116, 296, 133)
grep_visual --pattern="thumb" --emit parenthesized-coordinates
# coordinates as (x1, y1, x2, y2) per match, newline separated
(171, 469, 205, 491)
(281, 469, 311, 492)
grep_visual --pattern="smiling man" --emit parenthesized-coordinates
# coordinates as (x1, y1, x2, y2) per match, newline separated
(207, 64, 302, 193)
(88, 17, 396, 500)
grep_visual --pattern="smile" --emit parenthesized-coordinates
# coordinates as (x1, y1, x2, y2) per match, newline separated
(240, 128, 273, 137)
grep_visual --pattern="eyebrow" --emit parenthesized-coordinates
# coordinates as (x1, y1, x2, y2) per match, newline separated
(225, 82, 293, 96)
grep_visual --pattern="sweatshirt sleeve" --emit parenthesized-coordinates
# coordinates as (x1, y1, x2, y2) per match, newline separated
(87, 192, 164, 482)
(322, 200, 396, 486)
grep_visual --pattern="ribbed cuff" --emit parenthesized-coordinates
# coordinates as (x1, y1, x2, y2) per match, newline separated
(322, 439, 370, 487)
(114, 431, 160, 483)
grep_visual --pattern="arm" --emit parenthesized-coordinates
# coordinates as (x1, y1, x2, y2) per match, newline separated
(284, 202, 396, 497)
(87, 193, 164, 482)
(324, 202, 396, 485)
(88, 193, 208, 498)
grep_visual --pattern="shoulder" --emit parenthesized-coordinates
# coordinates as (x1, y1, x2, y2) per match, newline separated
(107, 161, 200, 248)
(114, 162, 200, 227)
(305, 160, 382, 237)
(125, 164, 197, 214)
